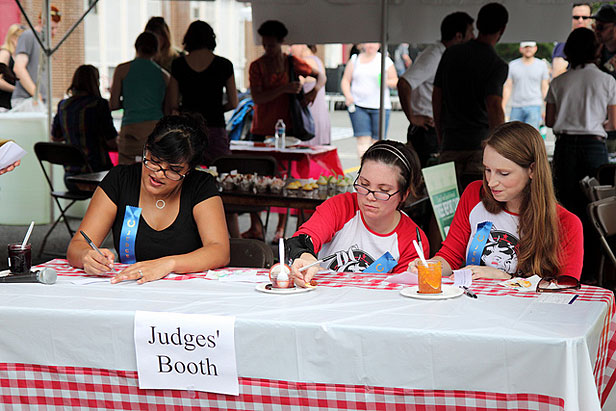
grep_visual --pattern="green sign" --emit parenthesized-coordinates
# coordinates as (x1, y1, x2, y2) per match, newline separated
(422, 162, 460, 239)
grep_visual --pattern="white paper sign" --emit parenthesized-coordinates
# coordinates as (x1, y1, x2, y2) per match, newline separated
(134, 311, 238, 395)
(452, 269, 472, 288)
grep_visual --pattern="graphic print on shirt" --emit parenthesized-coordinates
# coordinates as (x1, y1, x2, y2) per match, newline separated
(480, 229, 519, 273)
(325, 244, 375, 272)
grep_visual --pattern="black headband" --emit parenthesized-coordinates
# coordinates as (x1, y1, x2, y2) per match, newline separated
(365, 144, 412, 173)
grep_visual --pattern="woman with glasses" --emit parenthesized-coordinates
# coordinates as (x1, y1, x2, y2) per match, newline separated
(408, 121, 583, 280)
(287, 140, 428, 286)
(67, 114, 229, 283)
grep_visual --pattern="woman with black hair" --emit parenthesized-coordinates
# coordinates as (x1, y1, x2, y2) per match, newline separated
(166, 20, 238, 164)
(52, 65, 118, 191)
(67, 114, 230, 283)
(289, 140, 429, 286)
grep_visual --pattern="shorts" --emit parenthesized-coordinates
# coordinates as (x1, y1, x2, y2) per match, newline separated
(349, 105, 390, 140)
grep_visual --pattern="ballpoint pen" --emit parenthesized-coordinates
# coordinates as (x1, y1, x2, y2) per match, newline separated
(80, 230, 104, 257)
(80, 230, 114, 270)
(462, 286, 478, 299)
(416, 227, 423, 253)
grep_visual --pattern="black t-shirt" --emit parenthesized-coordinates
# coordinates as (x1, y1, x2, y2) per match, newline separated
(0, 54, 15, 109)
(434, 40, 508, 150)
(99, 163, 220, 262)
(171, 55, 234, 127)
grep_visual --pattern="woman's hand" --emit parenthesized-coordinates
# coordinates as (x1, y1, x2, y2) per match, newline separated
(111, 258, 175, 284)
(304, 88, 317, 105)
(284, 81, 302, 94)
(83, 248, 115, 276)
(465, 265, 512, 279)
(407, 258, 422, 274)
(290, 256, 319, 288)
(345, 96, 354, 107)
(0, 160, 20, 175)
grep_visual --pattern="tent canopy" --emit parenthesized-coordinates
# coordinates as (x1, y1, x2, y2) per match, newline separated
(251, 0, 572, 44)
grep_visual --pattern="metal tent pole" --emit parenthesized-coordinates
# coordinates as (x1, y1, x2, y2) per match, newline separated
(378, 0, 388, 141)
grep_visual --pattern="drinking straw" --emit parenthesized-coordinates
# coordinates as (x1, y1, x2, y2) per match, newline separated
(413, 239, 428, 267)
(279, 237, 285, 266)
(21, 221, 34, 248)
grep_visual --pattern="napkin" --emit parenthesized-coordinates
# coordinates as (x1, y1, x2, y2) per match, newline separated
(385, 271, 418, 285)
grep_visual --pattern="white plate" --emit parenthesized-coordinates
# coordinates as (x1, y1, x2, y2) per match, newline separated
(255, 283, 316, 295)
(400, 285, 464, 300)
(264, 137, 301, 147)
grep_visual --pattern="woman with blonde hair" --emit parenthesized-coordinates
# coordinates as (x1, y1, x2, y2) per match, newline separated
(145, 16, 181, 72)
(0, 24, 24, 110)
(408, 121, 583, 280)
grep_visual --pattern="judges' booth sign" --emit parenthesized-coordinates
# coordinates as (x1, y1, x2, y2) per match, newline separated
(422, 162, 460, 240)
(134, 311, 238, 395)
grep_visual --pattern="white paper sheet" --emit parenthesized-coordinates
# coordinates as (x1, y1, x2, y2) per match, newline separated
(0, 141, 26, 169)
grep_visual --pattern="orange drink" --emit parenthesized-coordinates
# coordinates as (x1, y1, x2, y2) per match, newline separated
(417, 260, 442, 294)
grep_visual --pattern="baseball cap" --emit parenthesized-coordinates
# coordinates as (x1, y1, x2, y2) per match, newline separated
(592, 4, 616, 23)
(520, 41, 536, 48)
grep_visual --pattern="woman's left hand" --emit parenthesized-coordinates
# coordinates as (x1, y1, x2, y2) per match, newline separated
(304, 89, 317, 105)
(465, 265, 512, 279)
(111, 258, 175, 284)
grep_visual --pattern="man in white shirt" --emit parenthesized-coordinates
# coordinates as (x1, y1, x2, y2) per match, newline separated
(397, 12, 475, 167)
(502, 42, 549, 130)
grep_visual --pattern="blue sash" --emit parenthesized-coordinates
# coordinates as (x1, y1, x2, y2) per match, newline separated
(364, 251, 397, 274)
(119, 205, 142, 264)
(466, 221, 493, 266)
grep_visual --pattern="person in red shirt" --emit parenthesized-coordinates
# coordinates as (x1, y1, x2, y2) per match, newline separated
(243, 20, 326, 243)
(288, 141, 429, 286)
(409, 121, 583, 280)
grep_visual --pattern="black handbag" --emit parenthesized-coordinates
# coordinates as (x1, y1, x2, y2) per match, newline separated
(287, 56, 315, 141)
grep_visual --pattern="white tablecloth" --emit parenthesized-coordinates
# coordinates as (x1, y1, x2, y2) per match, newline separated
(0, 277, 607, 410)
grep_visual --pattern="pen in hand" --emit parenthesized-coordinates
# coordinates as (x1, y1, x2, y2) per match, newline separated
(80, 230, 114, 271)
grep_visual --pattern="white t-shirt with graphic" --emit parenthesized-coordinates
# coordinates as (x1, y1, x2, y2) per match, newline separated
(295, 192, 428, 273)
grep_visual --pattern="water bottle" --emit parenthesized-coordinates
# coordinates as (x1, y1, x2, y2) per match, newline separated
(275, 119, 286, 149)
(347, 103, 356, 113)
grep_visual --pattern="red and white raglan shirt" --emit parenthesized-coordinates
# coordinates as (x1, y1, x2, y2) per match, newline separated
(436, 181, 583, 279)
(295, 192, 429, 273)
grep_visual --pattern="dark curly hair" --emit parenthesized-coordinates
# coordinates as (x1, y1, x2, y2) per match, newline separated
(564, 28, 598, 69)
(360, 140, 422, 207)
(183, 20, 217, 52)
(145, 114, 209, 170)
(257, 20, 288, 42)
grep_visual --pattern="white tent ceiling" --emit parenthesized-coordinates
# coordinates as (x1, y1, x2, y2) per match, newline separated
(251, 0, 573, 45)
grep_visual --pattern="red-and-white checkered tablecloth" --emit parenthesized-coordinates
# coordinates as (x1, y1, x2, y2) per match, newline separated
(2, 259, 612, 410)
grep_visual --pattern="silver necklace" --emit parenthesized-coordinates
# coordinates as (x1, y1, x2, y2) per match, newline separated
(155, 199, 166, 210)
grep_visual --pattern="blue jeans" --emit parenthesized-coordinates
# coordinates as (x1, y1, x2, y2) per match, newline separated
(349, 105, 390, 139)
(510, 106, 542, 130)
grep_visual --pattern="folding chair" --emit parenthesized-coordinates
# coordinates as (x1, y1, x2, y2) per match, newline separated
(229, 238, 274, 268)
(587, 196, 616, 287)
(34, 142, 94, 257)
(580, 176, 616, 202)
(213, 155, 278, 237)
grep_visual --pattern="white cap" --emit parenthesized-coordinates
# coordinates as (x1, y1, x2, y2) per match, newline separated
(520, 41, 537, 48)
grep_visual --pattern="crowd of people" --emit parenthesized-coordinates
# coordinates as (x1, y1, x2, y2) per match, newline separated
(1, 3, 613, 287)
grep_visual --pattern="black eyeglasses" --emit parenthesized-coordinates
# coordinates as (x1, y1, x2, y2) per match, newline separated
(353, 180, 399, 201)
(142, 153, 186, 181)
(572, 15, 591, 20)
(536, 275, 581, 293)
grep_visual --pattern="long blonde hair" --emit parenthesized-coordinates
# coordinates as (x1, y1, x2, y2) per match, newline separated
(1, 24, 24, 55)
(481, 122, 560, 277)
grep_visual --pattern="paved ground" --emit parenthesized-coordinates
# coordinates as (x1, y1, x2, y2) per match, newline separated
(0, 109, 411, 270)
